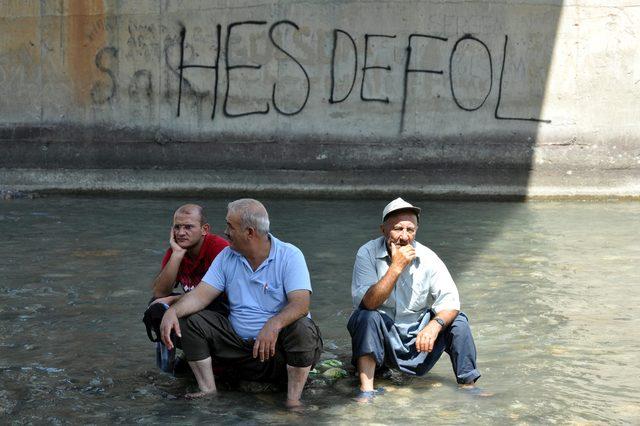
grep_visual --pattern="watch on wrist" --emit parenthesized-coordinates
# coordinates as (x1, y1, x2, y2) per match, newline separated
(433, 317, 445, 328)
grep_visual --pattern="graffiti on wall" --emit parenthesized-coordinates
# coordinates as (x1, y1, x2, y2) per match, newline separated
(90, 19, 551, 133)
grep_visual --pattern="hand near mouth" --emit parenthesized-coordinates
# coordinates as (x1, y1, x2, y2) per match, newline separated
(169, 228, 188, 255)
(390, 241, 416, 271)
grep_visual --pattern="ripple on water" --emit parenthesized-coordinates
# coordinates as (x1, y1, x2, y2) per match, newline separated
(0, 198, 638, 423)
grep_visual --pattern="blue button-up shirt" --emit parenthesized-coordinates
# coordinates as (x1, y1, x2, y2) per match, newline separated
(202, 234, 312, 339)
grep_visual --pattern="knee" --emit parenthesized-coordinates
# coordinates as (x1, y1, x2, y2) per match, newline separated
(284, 317, 317, 340)
(450, 313, 473, 337)
(286, 346, 321, 368)
(282, 318, 322, 367)
(282, 317, 322, 347)
(358, 309, 383, 321)
(348, 308, 383, 333)
(179, 310, 226, 337)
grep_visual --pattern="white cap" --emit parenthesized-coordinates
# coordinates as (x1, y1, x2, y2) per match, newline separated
(382, 197, 421, 223)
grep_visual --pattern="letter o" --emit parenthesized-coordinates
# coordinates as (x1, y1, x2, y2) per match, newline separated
(449, 35, 493, 112)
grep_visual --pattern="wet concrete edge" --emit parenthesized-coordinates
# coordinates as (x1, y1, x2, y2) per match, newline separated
(1, 168, 639, 200)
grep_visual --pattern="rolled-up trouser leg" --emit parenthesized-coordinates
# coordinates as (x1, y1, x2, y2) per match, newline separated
(347, 308, 387, 368)
(180, 311, 322, 383)
(443, 312, 481, 384)
(279, 317, 323, 368)
(179, 310, 247, 362)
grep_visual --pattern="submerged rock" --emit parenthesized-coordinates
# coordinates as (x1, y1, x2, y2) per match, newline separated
(315, 359, 344, 372)
(321, 367, 348, 380)
(308, 359, 349, 382)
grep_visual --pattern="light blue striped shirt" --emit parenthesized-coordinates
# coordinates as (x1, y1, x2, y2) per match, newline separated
(352, 236, 460, 334)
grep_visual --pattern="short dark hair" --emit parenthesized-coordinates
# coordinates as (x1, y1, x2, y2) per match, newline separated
(175, 204, 207, 225)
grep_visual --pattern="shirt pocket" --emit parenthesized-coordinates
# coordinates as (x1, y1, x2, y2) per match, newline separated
(406, 285, 429, 312)
(257, 280, 284, 313)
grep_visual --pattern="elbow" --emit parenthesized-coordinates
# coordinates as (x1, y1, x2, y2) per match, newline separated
(359, 297, 378, 311)
(435, 308, 459, 319)
(152, 287, 168, 298)
(150, 280, 160, 295)
(299, 302, 310, 317)
(290, 291, 311, 317)
(290, 300, 309, 318)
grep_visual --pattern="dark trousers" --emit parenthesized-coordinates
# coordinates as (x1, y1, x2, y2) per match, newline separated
(144, 294, 229, 349)
(348, 308, 480, 384)
(180, 310, 323, 383)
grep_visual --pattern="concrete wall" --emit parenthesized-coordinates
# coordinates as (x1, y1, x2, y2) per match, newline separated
(0, 1, 638, 197)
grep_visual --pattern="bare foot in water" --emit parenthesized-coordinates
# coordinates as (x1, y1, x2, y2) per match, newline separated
(459, 383, 494, 397)
(185, 389, 217, 399)
(285, 399, 304, 411)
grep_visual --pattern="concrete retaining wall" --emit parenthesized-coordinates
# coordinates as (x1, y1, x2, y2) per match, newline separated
(1, 1, 638, 197)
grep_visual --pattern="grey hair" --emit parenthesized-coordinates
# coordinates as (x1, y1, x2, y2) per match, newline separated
(227, 199, 270, 235)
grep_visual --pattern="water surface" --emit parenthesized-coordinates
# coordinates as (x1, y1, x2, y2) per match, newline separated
(0, 197, 638, 424)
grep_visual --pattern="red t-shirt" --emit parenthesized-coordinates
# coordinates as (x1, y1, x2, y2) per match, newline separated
(161, 233, 229, 292)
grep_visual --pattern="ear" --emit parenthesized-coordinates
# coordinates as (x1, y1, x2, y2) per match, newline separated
(201, 223, 211, 234)
(379, 223, 385, 235)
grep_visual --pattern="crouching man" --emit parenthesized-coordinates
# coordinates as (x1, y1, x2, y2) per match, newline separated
(348, 198, 481, 402)
(161, 199, 322, 408)
(143, 204, 228, 373)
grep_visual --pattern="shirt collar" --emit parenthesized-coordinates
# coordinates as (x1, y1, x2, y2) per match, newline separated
(375, 236, 390, 259)
(266, 233, 277, 262)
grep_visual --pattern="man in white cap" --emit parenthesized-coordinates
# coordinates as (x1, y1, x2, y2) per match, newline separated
(348, 197, 481, 401)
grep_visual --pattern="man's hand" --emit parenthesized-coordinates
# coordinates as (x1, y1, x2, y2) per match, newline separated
(150, 294, 181, 307)
(160, 307, 182, 350)
(169, 228, 187, 256)
(416, 321, 441, 353)
(151, 229, 187, 297)
(359, 243, 416, 310)
(390, 242, 416, 271)
(253, 317, 283, 362)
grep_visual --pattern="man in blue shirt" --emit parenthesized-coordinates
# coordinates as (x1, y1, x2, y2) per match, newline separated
(161, 199, 322, 408)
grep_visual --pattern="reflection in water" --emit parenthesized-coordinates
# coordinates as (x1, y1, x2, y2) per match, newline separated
(0, 198, 638, 423)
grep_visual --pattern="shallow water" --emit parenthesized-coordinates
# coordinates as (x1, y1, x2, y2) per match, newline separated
(0, 197, 638, 424)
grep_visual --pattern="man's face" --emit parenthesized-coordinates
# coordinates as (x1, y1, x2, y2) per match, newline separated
(173, 211, 206, 249)
(224, 211, 248, 253)
(381, 211, 418, 247)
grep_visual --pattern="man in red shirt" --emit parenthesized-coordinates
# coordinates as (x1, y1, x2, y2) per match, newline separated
(144, 204, 228, 373)
(151, 204, 228, 305)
